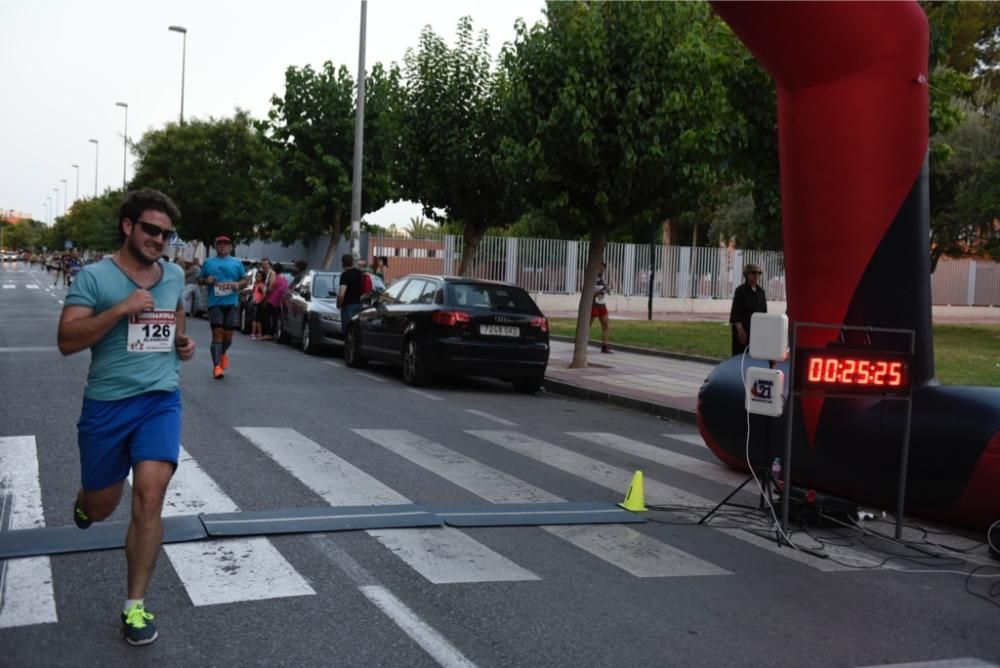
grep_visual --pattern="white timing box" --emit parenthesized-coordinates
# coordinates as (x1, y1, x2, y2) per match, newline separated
(749, 313, 789, 361)
(745, 367, 785, 417)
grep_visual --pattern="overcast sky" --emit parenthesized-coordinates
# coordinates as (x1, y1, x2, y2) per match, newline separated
(0, 0, 545, 226)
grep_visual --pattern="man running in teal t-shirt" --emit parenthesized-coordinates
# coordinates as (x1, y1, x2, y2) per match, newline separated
(198, 235, 246, 378)
(58, 189, 196, 646)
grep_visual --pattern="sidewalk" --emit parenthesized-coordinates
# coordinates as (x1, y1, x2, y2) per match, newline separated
(543, 338, 717, 424)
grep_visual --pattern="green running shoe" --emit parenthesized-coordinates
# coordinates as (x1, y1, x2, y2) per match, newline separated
(121, 603, 158, 646)
(73, 498, 91, 529)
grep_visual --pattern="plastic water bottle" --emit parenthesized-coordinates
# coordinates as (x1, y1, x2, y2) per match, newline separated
(770, 457, 784, 491)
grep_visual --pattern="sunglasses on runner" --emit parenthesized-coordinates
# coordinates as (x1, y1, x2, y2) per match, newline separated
(134, 220, 173, 240)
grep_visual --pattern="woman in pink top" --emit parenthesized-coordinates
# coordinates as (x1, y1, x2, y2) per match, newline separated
(265, 262, 289, 340)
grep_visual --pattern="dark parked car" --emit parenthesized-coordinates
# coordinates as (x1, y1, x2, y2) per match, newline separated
(343, 275, 550, 392)
(275, 269, 385, 354)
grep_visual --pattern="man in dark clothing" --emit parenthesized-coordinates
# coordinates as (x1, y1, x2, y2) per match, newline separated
(337, 254, 364, 328)
(729, 262, 767, 356)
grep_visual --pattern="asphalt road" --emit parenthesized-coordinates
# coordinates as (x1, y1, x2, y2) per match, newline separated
(1, 260, 998, 668)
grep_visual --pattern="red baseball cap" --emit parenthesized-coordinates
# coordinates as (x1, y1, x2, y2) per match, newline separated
(214, 235, 232, 244)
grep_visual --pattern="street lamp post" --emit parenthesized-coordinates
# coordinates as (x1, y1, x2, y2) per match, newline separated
(88, 139, 99, 197)
(46, 197, 52, 224)
(350, 0, 368, 259)
(53, 188, 60, 217)
(168, 26, 187, 124)
(71, 164, 80, 201)
(61, 179, 68, 212)
(115, 102, 128, 189)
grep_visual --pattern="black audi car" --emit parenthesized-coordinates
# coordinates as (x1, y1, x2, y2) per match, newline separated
(343, 275, 550, 392)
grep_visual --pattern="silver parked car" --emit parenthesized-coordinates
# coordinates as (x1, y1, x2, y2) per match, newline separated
(275, 269, 385, 354)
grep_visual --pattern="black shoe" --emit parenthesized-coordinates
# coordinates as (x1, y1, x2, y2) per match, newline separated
(73, 496, 92, 529)
(601, 345, 613, 354)
(121, 604, 158, 646)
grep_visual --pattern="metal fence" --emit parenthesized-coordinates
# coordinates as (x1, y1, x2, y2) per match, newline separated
(368, 233, 790, 300)
(235, 232, 998, 307)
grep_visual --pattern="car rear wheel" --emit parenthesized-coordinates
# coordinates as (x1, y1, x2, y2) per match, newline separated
(402, 337, 432, 387)
(302, 320, 319, 355)
(275, 315, 290, 344)
(344, 325, 367, 368)
(513, 376, 544, 394)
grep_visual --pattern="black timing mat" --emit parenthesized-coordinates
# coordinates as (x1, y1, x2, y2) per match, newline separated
(0, 502, 643, 559)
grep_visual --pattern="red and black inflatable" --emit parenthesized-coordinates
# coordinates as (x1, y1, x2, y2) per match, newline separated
(698, 1, 1000, 530)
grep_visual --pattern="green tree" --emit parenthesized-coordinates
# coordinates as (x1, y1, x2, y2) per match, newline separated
(405, 216, 439, 238)
(397, 18, 523, 275)
(54, 190, 124, 252)
(2, 218, 49, 250)
(261, 61, 402, 269)
(130, 111, 272, 248)
(503, 1, 743, 367)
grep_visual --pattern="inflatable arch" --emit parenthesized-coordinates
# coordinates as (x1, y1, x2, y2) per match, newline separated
(698, 1, 1000, 530)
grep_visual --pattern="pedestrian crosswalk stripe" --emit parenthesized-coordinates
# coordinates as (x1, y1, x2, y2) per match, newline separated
(568, 433, 749, 488)
(25, 285, 39, 289)
(353, 429, 729, 578)
(466, 431, 868, 572)
(2, 285, 14, 289)
(236, 427, 538, 584)
(464, 410, 517, 426)
(0, 436, 57, 629)
(158, 447, 315, 605)
(663, 433, 707, 448)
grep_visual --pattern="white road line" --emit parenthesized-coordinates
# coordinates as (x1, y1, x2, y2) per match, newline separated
(569, 433, 748, 488)
(357, 372, 387, 383)
(464, 410, 517, 426)
(467, 430, 867, 572)
(236, 427, 537, 584)
(323, 360, 344, 368)
(406, 389, 442, 401)
(25, 284, 39, 289)
(0, 436, 57, 628)
(57, 300, 63, 305)
(664, 433, 707, 448)
(354, 429, 728, 578)
(139, 447, 315, 606)
(360, 585, 478, 668)
(1, 285, 14, 289)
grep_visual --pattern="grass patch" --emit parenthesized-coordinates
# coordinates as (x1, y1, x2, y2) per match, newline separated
(549, 319, 1000, 387)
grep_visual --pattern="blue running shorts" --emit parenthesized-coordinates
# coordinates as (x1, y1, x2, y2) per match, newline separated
(77, 389, 182, 490)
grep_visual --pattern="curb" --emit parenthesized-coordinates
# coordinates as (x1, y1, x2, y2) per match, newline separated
(549, 335, 722, 366)
(541, 377, 699, 425)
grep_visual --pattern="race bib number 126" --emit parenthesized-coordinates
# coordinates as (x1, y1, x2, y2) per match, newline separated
(127, 310, 177, 352)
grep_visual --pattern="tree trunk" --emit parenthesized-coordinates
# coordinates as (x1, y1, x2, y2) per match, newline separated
(457, 225, 485, 277)
(320, 216, 343, 270)
(570, 231, 607, 369)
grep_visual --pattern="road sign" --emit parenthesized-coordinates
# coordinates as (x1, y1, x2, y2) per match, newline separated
(64, 240, 74, 249)
(170, 233, 185, 248)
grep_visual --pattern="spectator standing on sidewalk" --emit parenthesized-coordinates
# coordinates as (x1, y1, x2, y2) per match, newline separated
(590, 262, 612, 353)
(250, 270, 267, 340)
(264, 262, 289, 340)
(337, 254, 364, 326)
(729, 262, 767, 356)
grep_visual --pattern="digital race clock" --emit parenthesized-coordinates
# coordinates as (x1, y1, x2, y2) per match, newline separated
(795, 348, 911, 395)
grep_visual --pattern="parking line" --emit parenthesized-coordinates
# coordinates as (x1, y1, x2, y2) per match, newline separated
(406, 389, 442, 401)
(324, 360, 344, 368)
(357, 372, 387, 383)
(464, 409, 517, 426)
(360, 585, 477, 668)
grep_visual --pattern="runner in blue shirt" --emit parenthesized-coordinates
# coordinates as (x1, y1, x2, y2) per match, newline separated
(198, 235, 247, 378)
(58, 189, 196, 646)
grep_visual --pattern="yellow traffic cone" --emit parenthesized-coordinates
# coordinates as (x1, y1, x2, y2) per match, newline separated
(619, 470, 647, 512)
